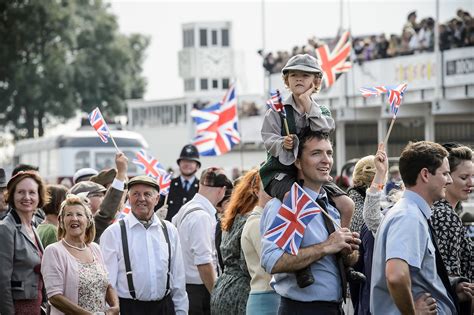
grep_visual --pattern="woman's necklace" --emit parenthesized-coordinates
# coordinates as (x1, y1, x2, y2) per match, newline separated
(62, 239, 87, 251)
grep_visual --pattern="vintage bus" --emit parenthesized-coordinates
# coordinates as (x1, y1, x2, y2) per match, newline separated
(12, 127, 148, 184)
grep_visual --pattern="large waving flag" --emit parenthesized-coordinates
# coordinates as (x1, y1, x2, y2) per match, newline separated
(191, 84, 241, 156)
(89, 107, 111, 143)
(315, 31, 352, 89)
(264, 183, 322, 256)
(360, 83, 408, 116)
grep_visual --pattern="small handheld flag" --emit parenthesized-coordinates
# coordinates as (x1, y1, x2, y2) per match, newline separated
(133, 149, 161, 178)
(88, 107, 120, 152)
(114, 201, 131, 222)
(263, 183, 322, 255)
(359, 83, 408, 117)
(359, 83, 408, 146)
(157, 167, 172, 196)
(266, 90, 286, 117)
(266, 89, 290, 135)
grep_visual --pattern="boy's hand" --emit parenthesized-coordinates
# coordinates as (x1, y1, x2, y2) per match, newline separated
(298, 83, 315, 113)
(283, 135, 294, 150)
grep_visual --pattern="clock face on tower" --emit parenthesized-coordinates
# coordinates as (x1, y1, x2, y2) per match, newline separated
(198, 49, 232, 77)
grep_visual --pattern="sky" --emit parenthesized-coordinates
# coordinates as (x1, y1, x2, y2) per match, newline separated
(108, 0, 473, 100)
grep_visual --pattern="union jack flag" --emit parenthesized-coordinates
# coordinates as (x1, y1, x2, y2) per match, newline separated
(132, 149, 161, 178)
(191, 84, 241, 156)
(157, 167, 172, 196)
(266, 89, 286, 117)
(88, 107, 111, 143)
(264, 183, 322, 256)
(114, 201, 131, 222)
(315, 31, 352, 89)
(359, 83, 408, 116)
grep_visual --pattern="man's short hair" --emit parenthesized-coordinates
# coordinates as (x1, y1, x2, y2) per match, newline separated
(200, 167, 232, 188)
(12, 164, 39, 177)
(399, 141, 448, 187)
(297, 128, 330, 159)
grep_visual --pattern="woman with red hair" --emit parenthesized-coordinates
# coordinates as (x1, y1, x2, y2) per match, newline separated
(210, 169, 261, 315)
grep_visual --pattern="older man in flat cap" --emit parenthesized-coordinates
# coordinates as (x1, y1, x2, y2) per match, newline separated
(100, 175, 188, 315)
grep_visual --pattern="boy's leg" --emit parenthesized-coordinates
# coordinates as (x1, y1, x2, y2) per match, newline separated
(332, 195, 354, 229)
(266, 173, 296, 201)
(323, 182, 354, 229)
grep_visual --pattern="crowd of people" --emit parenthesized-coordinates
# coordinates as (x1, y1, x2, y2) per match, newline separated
(0, 53, 472, 315)
(262, 9, 474, 74)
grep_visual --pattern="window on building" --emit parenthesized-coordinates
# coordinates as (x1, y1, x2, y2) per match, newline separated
(183, 29, 194, 48)
(211, 30, 218, 46)
(222, 78, 230, 89)
(201, 78, 208, 90)
(75, 151, 90, 170)
(212, 79, 219, 89)
(222, 29, 229, 47)
(184, 79, 195, 91)
(199, 29, 207, 47)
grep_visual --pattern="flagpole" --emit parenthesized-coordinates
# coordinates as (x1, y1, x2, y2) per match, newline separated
(383, 116, 396, 147)
(109, 133, 121, 153)
(282, 118, 290, 136)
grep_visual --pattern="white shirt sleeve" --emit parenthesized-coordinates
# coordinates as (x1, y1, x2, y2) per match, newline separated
(166, 222, 189, 315)
(111, 178, 125, 191)
(99, 225, 119, 289)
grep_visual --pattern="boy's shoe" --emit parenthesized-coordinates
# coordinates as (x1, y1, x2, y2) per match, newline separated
(347, 267, 366, 283)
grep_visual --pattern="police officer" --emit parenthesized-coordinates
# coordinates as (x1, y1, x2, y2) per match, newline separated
(158, 144, 201, 221)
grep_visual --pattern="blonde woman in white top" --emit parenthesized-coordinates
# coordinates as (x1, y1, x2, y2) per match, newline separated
(241, 186, 278, 315)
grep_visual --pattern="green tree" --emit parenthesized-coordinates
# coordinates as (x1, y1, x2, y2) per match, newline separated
(0, 0, 149, 139)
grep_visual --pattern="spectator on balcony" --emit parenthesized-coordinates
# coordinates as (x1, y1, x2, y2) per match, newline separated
(403, 10, 419, 35)
(387, 34, 400, 57)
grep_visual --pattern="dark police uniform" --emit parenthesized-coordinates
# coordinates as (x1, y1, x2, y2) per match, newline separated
(157, 144, 201, 221)
(159, 176, 199, 221)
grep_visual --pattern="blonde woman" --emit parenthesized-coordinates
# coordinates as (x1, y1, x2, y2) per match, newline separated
(42, 195, 119, 315)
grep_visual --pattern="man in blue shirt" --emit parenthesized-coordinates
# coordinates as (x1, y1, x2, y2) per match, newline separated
(260, 129, 361, 315)
(371, 141, 473, 314)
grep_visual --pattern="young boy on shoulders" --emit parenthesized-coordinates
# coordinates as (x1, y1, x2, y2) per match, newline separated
(260, 53, 354, 229)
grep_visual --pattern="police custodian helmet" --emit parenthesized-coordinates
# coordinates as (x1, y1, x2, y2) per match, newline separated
(177, 144, 201, 167)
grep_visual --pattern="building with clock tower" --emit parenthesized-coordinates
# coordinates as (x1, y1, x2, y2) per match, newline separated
(178, 21, 235, 99)
(127, 21, 265, 173)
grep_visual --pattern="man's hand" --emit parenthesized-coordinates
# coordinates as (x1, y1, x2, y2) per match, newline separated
(456, 281, 473, 302)
(323, 228, 360, 255)
(115, 152, 128, 181)
(283, 135, 295, 150)
(156, 204, 168, 220)
(414, 293, 437, 315)
(298, 83, 315, 113)
(106, 306, 120, 315)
